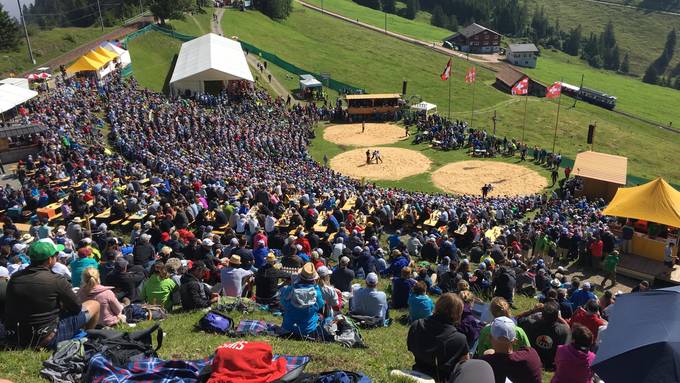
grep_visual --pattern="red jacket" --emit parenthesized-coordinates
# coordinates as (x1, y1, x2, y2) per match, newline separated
(569, 308, 606, 343)
(590, 240, 603, 258)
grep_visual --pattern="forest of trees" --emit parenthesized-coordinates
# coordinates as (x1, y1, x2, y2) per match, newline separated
(0, 4, 20, 52)
(643, 29, 680, 89)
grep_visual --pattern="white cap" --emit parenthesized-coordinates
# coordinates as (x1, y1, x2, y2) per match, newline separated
(202, 238, 214, 247)
(491, 316, 516, 341)
(366, 272, 378, 286)
(317, 266, 332, 277)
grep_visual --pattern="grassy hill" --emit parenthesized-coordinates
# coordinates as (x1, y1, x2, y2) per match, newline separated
(0, 26, 116, 77)
(127, 32, 182, 92)
(219, 2, 680, 182)
(527, 0, 680, 77)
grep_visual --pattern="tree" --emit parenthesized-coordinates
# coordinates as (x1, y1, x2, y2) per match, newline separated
(447, 14, 458, 32)
(430, 5, 447, 28)
(355, 0, 381, 10)
(254, 0, 293, 19)
(0, 4, 20, 52)
(563, 24, 582, 56)
(150, 0, 194, 24)
(382, 0, 396, 13)
(405, 0, 419, 20)
(642, 64, 659, 84)
(620, 52, 630, 73)
(651, 28, 677, 74)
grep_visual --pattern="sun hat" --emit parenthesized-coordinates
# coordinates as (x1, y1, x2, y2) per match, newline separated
(490, 316, 517, 341)
(20, 233, 34, 243)
(299, 262, 318, 281)
(366, 272, 379, 286)
(28, 241, 64, 263)
(229, 255, 241, 266)
(71, 217, 83, 224)
(317, 266, 332, 278)
(340, 256, 350, 265)
(266, 252, 277, 263)
(160, 246, 173, 255)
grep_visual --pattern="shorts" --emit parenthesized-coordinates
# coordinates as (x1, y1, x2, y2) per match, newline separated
(47, 310, 89, 349)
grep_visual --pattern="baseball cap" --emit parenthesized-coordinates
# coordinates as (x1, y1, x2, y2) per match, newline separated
(583, 282, 591, 289)
(317, 266, 332, 278)
(28, 241, 65, 263)
(340, 256, 350, 265)
(202, 238, 214, 247)
(490, 316, 516, 341)
(366, 272, 378, 286)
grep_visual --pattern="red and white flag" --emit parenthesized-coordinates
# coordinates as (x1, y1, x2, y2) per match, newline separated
(511, 77, 529, 95)
(440, 59, 452, 81)
(546, 81, 562, 99)
(465, 67, 476, 83)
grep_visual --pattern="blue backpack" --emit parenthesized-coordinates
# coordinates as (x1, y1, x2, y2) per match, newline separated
(315, 371, 372, 383)
(122, 304, 147, 323)
(197, 311, 234, 334)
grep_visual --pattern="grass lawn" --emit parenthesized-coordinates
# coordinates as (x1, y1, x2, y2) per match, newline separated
(304, 0, 452, 42)
(127, 32, 182, 92)
(221, 5, 510, 115)
(0, 26, 117, 77)
(0, 280, 553, 383)
(166, 10, 214, 36)
(528, 0, 680, 76)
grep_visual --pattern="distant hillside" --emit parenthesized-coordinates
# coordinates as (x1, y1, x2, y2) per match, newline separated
(527, 0, 680, 76)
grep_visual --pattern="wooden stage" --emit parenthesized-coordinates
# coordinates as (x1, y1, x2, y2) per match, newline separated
(617, 253, 680, 285)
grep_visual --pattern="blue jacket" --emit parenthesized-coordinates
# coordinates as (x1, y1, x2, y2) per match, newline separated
(70, 257, 99, 288)
(570, 289, 597, 308)
(281, 282, 324, 335)
(392, 277, 416, 309)
(389, 256, 410, 278)
(409, 294, 434, 321)
(253, 247, 269, 268)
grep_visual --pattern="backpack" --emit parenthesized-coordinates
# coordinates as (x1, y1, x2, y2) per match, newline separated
(143, 304, 168, 321)
(122, 304, 168, 323)
(84, 324, 164, 367)
(197, 310, 234, 334)
(297, 370, 372, 383)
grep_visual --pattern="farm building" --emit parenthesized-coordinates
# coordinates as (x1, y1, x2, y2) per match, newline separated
(494, 66, 546, 96)
(443, 23, 501, 54)
(506, 43, 539, 68)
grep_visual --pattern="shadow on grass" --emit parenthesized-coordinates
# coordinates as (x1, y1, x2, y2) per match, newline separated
(162, 54, 179, 95)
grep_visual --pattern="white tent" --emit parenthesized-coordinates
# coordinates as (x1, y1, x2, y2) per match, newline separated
(411, 101, 437, 114)
(0, 78, 30, 90)
(101, 42, 132, 67)
(299, 74, 322, 89)
(170, 33, 254, 96)
(0, 84, 38, 113)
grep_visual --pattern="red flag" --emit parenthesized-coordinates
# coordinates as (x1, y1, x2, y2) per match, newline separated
(511, 77, 529, 95)
(440, 59, 452, 81)
(465, 67, 476, 83)
(546, 82, 562, 99)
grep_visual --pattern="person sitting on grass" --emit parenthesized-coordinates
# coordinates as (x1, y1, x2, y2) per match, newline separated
(551, 324, 596, 383)
(5, 241, 101, 349)
(569, 299, 606, 345)
(77, 267, 125, 327)
(69, 247, 98, 288)
(480, 316, 542, 383)
(280, 263, 325, 337)
(408, 281, 433, 322)
(475, 297, 531, 357)
(254, 253, 291, 306)
(350, 272, 389, 322)
(457, 289, 484, 348)
(407, 293, 469, 382)
(392, 266, 416, 309)
(180, 261, 218, 311)
(142, 261, 177, 311)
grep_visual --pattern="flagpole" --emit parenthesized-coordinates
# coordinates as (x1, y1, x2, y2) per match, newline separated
(470, 67, 476, 127)
(552, 80, 563, 153)
(448, 69, 452, 120)
(521, 93, 528, 142)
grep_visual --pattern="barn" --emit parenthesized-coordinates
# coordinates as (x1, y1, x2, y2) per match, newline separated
(494, 65, 546, 96)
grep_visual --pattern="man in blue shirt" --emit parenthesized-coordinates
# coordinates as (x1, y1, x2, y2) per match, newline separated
(569, 282, 597, 308)
(350, 272, 389, 321)
(280, 263, 325, 337)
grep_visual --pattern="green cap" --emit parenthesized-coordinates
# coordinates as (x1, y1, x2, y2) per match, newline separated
(28, 241, 65, 263)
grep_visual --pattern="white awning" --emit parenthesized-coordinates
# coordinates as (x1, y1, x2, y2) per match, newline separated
(0, 78, 29, 90)
(170, 33, 254, 85)
(411, 101, 437, 112)
(0, 84, 38, 113)
(299, 74, 322, 89)
(101, 42, 132, 67)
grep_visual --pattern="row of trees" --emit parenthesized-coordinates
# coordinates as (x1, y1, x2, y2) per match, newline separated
(253, 0, 293, 19)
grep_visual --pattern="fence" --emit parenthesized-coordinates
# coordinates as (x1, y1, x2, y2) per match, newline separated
(121, 24, 363, 93)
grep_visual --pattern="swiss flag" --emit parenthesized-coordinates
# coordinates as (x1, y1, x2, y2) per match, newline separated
(440, 59, 452, 81)
(511, 77, 529, 95)
(465, 67, 476, 83)
(546, 82, 562, 99)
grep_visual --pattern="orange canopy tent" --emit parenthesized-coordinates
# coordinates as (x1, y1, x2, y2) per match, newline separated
(603, 177, 680, 228)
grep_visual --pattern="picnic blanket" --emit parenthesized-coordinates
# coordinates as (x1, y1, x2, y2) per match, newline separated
(86, 353, 211, 383)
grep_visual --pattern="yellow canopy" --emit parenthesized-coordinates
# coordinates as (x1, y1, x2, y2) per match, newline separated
(94, 46, 118, 60)
(66, 55, 107, 73)
(603, 177, 680, 228)
(84, 50, 112, 65)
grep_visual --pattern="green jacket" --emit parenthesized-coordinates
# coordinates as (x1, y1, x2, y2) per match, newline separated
(475, 322, 531, 357)
(603, 253, 620, 273)
(142, 274, 177, 310)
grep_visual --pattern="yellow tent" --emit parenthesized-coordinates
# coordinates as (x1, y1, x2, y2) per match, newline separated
(66, 55, 107, 74)
(94, 46, 118, 61)
(84, 50, 112, 65)
(603, 177, 680, 228)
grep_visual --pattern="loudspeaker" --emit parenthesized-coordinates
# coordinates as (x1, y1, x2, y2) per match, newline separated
(587, 124, 596, 144)
(402, 80, 408, 95)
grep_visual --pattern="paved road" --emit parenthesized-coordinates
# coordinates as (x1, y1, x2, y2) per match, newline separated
(212, 8, 293, 99)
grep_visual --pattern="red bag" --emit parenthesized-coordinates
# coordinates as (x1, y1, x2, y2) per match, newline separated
(208, 341, 288, 383)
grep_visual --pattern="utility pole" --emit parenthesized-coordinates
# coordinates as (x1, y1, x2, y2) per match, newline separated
(384, 12, 387, 34)
(139, 0, 143, 15)
(17, 0, 35, 65)
(96, 0, 104, 31)
(492, 110, 497, 136)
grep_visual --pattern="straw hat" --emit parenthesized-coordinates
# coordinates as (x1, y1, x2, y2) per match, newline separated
(229, 255, 241, 266)
(298, 262, 318, 281)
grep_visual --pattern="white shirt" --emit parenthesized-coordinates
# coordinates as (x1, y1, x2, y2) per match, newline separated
(220, 267, 253, 297)
(52, 262, 72, 279)
(265, 215, 277, 233)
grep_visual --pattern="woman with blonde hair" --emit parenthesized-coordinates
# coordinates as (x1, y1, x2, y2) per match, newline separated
(77, 267, 125, 327)
(457, 289, 484, 347)
(407, 293, 469, 381)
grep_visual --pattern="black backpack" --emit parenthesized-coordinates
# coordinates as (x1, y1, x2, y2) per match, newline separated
(84, 324, 164, 367)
